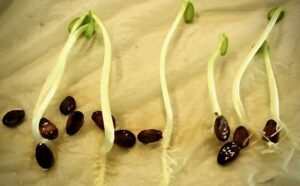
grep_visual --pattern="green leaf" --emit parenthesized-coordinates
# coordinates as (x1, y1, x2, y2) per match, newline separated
(268, 7, 284, 23)
(85, 20, 95, 39)
(68, 17, 80, 33)
(184, 2, 195, 24)
(68, 11, 96, 39)
(220, 34, 228, 56)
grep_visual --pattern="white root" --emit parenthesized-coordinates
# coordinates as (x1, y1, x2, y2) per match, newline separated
(159, 1, 190, 185)
(92, 13, 114, 186)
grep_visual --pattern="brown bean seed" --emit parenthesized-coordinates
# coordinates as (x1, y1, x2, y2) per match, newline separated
(66, 111, 84, 135)
(39, 118, 58, 140)
(233, 126, 250, 148)
(214, 115, 230, 141)
(35, 143, 54, 169)
(137, 129, 163, 144)
(263, 119, 279, 143)
(59, 96, 76, 115)
(91, 111, 116, 131)
(217, 141, 240, 165)
(2, 110, 25, 127)
(114, 130, 136, 148)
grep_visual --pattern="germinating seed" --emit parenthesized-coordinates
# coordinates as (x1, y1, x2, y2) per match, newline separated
(39, 118, 58, 140)
(2, 110, 25, 127)
(114, 130, 136, 148)
(91, 111, 116, 131)
(263, 119, 279, 143)
(214, 115, 230, 141)
(66, 111, 84, 135)
(217, 141, 240, 165)
(59, 96, 76, 115)
(137, 129, 163, 144)
(233, 126, 250, 148)
(35, 143, 54, 169)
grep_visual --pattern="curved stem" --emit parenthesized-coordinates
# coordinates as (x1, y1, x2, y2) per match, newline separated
(262, 43, 280, 121)
(160, 0, 189, 149)
(232, 7, 283, 125)
(31, 22, 87, 142)
(263, 43, 300, 150)
(207, 35, 226, 116)
(159, 1, 190, 185)
(92, 13, 114, 155)
(92, 14, 113, 186)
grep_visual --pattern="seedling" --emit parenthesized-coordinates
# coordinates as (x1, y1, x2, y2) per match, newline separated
(91, 13, 114, 186)
(260, 41, 299, 158)
(207, 34, 230, 141)
(159, 0, 194, 185)
(31, 14, 94, 143)
(232, 7, 284, 137)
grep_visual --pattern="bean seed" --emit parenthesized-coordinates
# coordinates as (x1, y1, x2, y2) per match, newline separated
(35, 143, 54, 169)
(59, 96, 76, 115)
(137, 129, 163, 144)
(39, 118, 58, 140)
(114, 130, 136, 148)
(217, 141, 240, 165)
(214, 115, 230, 141)
(2, 110, 25, 127)
(91, 111, 116, 131)
(263, 119, 279, 143)
(233, 126, 250, 148)
(66, 111, 84, 135)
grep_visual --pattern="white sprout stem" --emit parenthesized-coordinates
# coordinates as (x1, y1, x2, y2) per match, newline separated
(207, 37, 225, 116)
(262, 44, 280, 121)
(92, 14, 114, 156)
(31, 19, 87, 143)
(263, 43, 300, 150)
(232, 7, 283, 125)
(92, 14, 113, 186)
(160, 0, 189, 149)
(159, 1, 189, 186)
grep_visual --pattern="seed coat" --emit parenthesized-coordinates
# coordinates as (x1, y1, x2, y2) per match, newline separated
(114, 130, 136, 148)
(233, 126, 250, 148)
(263, 119, 279, 143)
(39, 118, 58, 140)
(2, 110, 25, 127)
(66, 111, 84, 135)
(137, 129, 163, 144)
(35, 143, 54, 169)
(217, 141, 240, 165)
(91, 111, 116, 131)
(59, 96, 76, 115)
(214, 115, 230, 141)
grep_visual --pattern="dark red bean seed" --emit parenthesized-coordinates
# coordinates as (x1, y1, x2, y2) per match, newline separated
(2, 110, 25, 127)
(137, 129, 163, 144)
(263, 119, 279, 143)
(91, 111, 116, 131)
(39, 118, 58, 140)
(233, 126, 250, 148)
(66, 111, 84, 135)
(59, 96, 76, 115)
(214, 115, 230, 141)
(217, 141, 240, 165)
(35, 143, 54, 169)
(114, 130, 136, 148)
